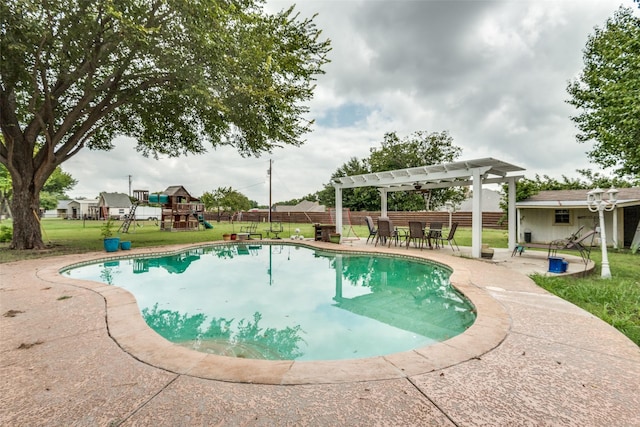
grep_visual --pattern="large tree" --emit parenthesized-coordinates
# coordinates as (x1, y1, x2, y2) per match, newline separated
(318, 131, 465, 211)
(567, 6, 640, 178)
(0, 0, 330, 249)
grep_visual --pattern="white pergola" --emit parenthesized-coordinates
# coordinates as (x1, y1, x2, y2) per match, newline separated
(332, 157, 525, 258)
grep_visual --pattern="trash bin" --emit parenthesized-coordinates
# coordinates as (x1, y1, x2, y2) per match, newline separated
(548, 256, 567, 273)
(524, 232, 532, 243)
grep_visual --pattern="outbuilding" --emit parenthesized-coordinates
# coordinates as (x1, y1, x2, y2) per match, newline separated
(515, 188, 640, 248)
(98, 192, 132, 220)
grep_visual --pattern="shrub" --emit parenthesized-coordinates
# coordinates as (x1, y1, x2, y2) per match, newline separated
(0, 225, 12, 243)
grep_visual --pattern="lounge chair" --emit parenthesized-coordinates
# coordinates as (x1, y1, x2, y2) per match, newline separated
(364, 216, 377, 244)
(406, 221, 427, 250)
(549, 228, 597, 264)
(239, 222, 262, 239)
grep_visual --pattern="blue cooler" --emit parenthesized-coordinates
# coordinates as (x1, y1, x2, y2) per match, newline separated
(548, 256, 567, 273)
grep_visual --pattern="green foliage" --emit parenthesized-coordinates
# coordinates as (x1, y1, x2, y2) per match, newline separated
(0, 164, 10, 197)
(100, 217, 116, 239)
(38, 192, 59, 212)
(0, 225, 12, 242)
(318, 131, 466, 210)
(42, 167, 77, 196)
(0, 0, 330, 249)
(566, 6, 640, 178)
(202, 187, 251, 218)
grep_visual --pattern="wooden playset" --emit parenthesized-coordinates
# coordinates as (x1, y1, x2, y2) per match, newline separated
(144, 186, 211, 231)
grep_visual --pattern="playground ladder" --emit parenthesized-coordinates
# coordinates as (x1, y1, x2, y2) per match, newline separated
(119, 203, 138, 233)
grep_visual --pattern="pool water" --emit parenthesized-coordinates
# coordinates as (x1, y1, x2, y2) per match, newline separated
(63, 243, 476, 361)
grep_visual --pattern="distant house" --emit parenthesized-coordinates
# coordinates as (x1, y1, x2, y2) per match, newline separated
(98, 192, 132, 219)
(42, 199, 72, 219)
(67, 199, 98, 219)
(516, 188, 640, 248)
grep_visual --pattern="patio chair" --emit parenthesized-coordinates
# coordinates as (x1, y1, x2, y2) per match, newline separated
(375, 217, 398, 247)
(439, 222, 460, 251)
(364, 216, 377, 244)
(427, 222, 443, 249)
(240, 222, 262, 239)
(549, 228, 597, 264)
(265, 222, 284, 239)
(406, 221, 427, 250)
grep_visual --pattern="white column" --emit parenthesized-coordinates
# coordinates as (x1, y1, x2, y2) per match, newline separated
(507, 177, 517, 251)
(334, 186, 343, 234)
(612, 207, 618, 249)
(598, 208, 612, 278)
(380, 189, 388, 217)
(471, 168, 483, 258)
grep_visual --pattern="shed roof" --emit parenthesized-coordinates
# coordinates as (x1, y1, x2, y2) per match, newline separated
(516, 188, 640, 208)
(56, 200, 72, 209)
(99, 192, 132, 208)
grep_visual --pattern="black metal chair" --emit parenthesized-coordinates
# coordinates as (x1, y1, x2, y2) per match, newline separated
(266, 222, 283, 239)
(406, 221, 427, 250)
(375, 217, 398, 247)
(439, 222, 460, 251)
(364, 216, 377, 244)
(427, 222, 443, 248)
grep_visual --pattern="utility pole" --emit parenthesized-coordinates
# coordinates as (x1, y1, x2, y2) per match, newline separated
(128, 175, 132, 197)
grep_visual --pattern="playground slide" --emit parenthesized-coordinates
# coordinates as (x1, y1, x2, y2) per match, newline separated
(198, 215, 214, 229)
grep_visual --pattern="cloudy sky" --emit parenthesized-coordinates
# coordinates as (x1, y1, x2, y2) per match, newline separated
(64, 0, 638, 204)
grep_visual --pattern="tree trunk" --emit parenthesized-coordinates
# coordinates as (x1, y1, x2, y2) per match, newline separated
(9, 182, 45, 250)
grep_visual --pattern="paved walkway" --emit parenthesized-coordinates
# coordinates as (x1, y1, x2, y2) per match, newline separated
(1, 240, 638, 426)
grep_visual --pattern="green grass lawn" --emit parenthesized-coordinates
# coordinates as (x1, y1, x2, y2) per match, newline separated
(1, 218, 638, 346)
(531, 249, 640, 346)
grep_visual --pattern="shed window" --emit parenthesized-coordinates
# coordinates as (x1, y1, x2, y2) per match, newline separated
(554, 209, 571, 224)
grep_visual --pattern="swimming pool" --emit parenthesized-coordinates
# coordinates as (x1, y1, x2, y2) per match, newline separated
(63, 243, 476, 361)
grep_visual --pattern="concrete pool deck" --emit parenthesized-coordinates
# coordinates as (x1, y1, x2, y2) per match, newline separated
(1, 240, 639, 425)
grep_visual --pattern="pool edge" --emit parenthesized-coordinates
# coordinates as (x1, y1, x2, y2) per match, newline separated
(46, 241, 510, 385)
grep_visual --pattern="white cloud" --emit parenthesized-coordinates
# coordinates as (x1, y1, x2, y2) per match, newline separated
(64, 0, 638, 203)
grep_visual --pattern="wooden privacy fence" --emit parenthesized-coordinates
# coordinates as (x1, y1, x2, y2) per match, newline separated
(214, 210, 507, 230)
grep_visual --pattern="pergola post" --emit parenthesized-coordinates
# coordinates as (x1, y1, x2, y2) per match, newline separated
(471, 168, 483, 258)
(380, 189, 388, 217)
(507, 176, 517, 251)
(335, 186, 343, 234)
